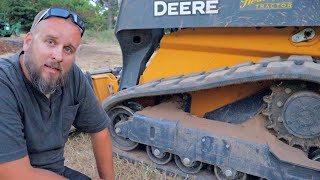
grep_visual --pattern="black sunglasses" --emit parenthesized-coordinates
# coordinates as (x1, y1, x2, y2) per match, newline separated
(35, 7, 85, 37)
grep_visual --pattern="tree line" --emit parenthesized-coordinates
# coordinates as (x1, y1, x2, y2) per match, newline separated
(0, 0, 119, 32)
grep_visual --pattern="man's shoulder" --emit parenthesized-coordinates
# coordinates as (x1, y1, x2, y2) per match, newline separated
(0, 53, 21, 83)
(71, 63, 82, 75)
(0, 53, 20, 72)
(70, 63, 89, 83)
(65, 63, 86, 90)
(65, 63, 94, 99)
(0, 56, 16, 69)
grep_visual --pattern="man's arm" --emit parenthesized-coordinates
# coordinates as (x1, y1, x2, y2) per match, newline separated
(90, 128, 115, 180)
(0, 78, 66, 180)
(0, 156, 66, 180)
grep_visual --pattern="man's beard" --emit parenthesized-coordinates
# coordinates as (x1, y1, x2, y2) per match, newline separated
(24, 48, 69, 95)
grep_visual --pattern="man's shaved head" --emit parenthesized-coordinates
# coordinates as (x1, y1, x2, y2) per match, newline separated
(30, 9, 48, 32)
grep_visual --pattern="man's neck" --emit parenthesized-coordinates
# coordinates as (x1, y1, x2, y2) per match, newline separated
(19, 53, 32, 82)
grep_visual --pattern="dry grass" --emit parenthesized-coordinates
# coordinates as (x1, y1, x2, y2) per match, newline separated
(64, 132, 183, 180)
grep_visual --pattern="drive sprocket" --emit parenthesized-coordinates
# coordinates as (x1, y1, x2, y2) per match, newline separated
(262, 81, 320, 152)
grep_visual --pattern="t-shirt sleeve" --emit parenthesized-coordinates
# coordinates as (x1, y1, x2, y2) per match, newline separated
(72, 66, 110, 133)
(0, 79, 27, 163)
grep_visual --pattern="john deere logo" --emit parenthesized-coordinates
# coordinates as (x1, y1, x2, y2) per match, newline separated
(240, 0, 293, 10)
(154, 0, 219, 16)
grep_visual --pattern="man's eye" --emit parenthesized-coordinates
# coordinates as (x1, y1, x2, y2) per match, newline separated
(47, 39, 55, 45)
(64, 47, 72, 54)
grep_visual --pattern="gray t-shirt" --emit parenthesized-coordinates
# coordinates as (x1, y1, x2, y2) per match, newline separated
(0, 52, 109, 175)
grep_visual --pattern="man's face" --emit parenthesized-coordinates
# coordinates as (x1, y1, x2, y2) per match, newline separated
(22, 17, 81, 95)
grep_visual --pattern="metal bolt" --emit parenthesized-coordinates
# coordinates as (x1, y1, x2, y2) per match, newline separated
(276, 101, 283, 107)
(182, 158, 191, 166)
(202, 138, 206, 142)
(115, 127, 121, 134)
(226, 144, 230, 149)
(285, 88, 292, 94)
(153, 149, 161, 156)
(225, 169, 233, 177)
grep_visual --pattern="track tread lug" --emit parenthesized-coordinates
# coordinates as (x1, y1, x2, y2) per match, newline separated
(257, 56, 282, 63)
(206, 66, 228, 74)
(288, 55, 313, 62)
(229, 61, 254, 69)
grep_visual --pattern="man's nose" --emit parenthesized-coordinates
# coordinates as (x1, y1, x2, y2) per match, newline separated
(51, 48, 63, 62)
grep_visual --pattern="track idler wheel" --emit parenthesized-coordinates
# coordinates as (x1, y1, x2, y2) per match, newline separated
(108, 106, 138, 151)
(174, 155, 202, 174)
(214, 166, 247, 180)
(263, 82, 320, 153)
(146, 146, 173, 165)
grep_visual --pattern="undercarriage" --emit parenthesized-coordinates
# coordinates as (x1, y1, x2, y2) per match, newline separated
(103, 56, 320, 179)
(111, 103, 320, 179)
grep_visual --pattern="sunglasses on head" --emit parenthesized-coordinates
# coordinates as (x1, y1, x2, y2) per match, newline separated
(35, 7, 85, 37)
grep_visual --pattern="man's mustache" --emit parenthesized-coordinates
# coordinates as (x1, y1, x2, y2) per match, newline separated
(44, 62, 63, 72)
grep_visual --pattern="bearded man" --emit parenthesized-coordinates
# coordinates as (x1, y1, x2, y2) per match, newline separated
(0, 8, 114, 180)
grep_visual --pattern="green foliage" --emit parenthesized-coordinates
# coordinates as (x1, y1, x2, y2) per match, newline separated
(86, 15, 108, 32)
(7, 0, 38, 31)
(0, 0, 10, 19)
(0, 0, 117, 32)
(95, 0, 119, 29)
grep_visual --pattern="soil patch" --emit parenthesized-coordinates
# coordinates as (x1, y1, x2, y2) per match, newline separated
(0, 38, 23, 55)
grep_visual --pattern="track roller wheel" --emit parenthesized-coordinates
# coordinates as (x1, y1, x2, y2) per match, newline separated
(107, 106, 138, 151)
(146, 146, 173, 165)
(174, 155, 202, 174)
(214, 166, 247, 180)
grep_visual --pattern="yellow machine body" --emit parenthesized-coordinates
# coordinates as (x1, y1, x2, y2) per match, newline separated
(140, 27, 320, 83)
(135, 27, 320, 117)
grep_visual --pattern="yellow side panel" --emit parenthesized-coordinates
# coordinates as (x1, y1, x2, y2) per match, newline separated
(91, 73, 119, 103)
(140, 27, 320, 84)
(190, 82, 271, 117)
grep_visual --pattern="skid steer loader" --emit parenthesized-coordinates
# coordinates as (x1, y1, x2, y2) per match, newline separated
(87, 0, 320, 179)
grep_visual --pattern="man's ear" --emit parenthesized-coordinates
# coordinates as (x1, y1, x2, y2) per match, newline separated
(22, 32, 33, 52)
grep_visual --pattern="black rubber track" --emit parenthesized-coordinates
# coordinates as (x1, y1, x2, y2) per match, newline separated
(103, 55, 320, 111)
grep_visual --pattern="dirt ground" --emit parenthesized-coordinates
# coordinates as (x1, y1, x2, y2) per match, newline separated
(76, 42, 122, 71)
(0, 37, 122, 70)
(0, 38, 24, 56)
(0, 36, 181, 180)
